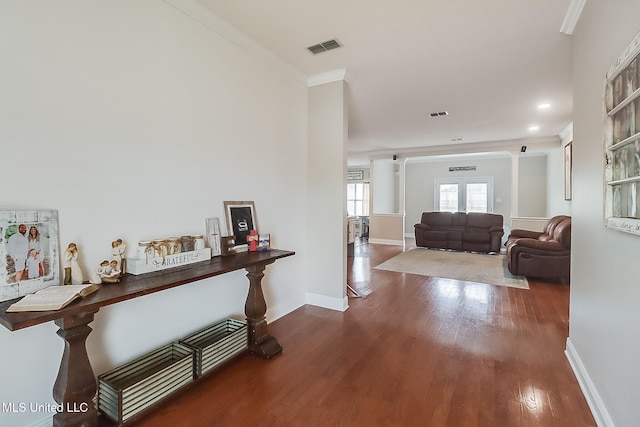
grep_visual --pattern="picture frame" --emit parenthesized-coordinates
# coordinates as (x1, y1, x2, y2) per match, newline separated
(205, 217, 222, 257)
(0, 210, 60, 302)
(223, 201, 258, 248)
(564, 142, 573, 200)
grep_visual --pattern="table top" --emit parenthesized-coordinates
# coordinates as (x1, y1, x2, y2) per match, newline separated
(0, 249, 295, 331)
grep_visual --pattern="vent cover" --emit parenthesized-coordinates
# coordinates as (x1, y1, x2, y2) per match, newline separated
(429, 111, 449, 117)
(307, 39, 342, 54)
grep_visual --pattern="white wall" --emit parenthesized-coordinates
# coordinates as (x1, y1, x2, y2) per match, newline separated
(518, 154, 547, 217)
(306, 80, 348, 309)
(0, 2, 308, 426)
(568, 2, 640, 426)
(372, 159, 398, 214)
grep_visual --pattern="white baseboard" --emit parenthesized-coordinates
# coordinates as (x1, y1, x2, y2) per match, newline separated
(368, 238, 404, 246)
(565, 337, 615, 427)
(265, 297, 305, 323)
(305, 292, 349, 312)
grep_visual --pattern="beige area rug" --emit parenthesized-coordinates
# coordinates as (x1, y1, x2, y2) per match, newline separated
(374, 248, 529, 289)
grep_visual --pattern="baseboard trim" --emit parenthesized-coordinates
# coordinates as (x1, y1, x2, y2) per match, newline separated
(266, 297, 305, 323)
(368, 238, 404, 246)
(305, 292, 349, 312)
(565, 337, 615, 427)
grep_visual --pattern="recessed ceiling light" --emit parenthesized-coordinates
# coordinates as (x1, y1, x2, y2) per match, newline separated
(537, 103, 551, 109)
(529, 125, 540, 131)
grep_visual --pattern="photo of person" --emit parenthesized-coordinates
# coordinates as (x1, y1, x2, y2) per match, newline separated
(1, 210, 60, 303)
(28, 225, 45, 276)
(26, 248, 43, 279)
(7, 223, 29, 282)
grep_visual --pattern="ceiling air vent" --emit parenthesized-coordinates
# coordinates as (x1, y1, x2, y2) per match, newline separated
(307, 39, 342, 55)
(429, 111, 449, 117)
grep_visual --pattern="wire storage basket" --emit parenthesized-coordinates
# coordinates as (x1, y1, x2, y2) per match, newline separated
(98, 342, 195, 425)
(179, 318, 248, 377)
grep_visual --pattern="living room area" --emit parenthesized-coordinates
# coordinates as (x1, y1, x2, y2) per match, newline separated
(2, 1, 640, 427)
(130, 238, 594, 426)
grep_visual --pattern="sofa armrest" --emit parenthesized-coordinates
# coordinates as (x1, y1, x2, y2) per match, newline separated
(489, 226, 504, 234)
(414, 223, 431, 231)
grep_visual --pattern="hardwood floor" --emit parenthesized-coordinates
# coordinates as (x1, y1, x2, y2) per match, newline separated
(132, 240, 595, 427)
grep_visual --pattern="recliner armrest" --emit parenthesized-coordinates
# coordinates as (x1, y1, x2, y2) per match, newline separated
(508, 229, 543, 239)
(414, 223, 431, 231)
(510, 238, 568, 252)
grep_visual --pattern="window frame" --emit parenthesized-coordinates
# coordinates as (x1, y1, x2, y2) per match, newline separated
(434, 176, 494, 213)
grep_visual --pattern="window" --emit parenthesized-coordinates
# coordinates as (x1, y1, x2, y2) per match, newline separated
(604, 31, 640, 235)
(435, 177, 493, 213)
(347, 183, 370, 216)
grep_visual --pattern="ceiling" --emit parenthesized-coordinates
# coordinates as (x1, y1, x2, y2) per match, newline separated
(196, 0, 575, 165)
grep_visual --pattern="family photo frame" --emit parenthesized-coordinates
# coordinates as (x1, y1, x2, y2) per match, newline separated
(0, 210, 60, 302)
(223, 201, 258, 249)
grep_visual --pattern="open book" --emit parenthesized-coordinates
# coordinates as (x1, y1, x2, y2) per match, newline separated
(6, 284, 99, 312)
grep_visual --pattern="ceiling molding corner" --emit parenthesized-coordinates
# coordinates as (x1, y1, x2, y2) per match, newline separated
(307, 69, 352, 87)
(560, 0, 587, 35)
(559, 122, 574, 143)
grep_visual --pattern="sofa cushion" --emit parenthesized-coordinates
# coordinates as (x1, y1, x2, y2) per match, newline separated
(419, 212, 453, 232)
(423, 231, 448, 241)
(462, 232, 491, 243)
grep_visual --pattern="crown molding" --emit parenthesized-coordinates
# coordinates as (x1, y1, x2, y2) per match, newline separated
(162, 0, 308, 85)
(559, 122, 574, 143)
(307, 69, 353, 87)
(365, 136, 562, 161)
(560, 0, 587, 35)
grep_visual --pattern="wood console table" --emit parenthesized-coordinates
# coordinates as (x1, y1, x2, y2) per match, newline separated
(0, 249, 294, 427)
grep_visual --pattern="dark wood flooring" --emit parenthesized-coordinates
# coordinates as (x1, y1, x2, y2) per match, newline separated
(132, 239, 595, 427)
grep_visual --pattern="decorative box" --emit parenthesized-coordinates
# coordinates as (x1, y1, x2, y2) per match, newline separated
(179, 318, 248, 377)
(125, 248, 212, 275)
(98, 342, 195, 425)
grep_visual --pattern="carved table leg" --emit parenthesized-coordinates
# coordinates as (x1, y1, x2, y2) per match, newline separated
(52, 311, 98, 427)
(245, 262, 282, 359)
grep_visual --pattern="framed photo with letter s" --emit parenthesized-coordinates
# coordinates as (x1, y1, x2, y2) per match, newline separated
(223, 201, 258, 249)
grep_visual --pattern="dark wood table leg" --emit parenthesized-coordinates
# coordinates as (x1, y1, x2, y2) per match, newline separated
(52, 310, 99, 427)
(245, 262, 282, 359)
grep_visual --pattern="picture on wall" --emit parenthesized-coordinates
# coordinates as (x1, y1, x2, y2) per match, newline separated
(564, 142, 572, 200)
(223, 201, 258, 249)
(0, 210, 60, 302)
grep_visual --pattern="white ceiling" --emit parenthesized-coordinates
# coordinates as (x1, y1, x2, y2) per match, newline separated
(196, 0, 574, 165)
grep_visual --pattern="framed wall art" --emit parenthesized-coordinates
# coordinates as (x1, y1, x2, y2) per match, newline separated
(564, 142, 573, 200)
(0, 210, 60, 302)
(604, 30, 640, 235)
(205, 217, 222, 256)
(223, 201, 258, 248)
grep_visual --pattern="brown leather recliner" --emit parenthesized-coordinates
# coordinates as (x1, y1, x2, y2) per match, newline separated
(505, 215, 571, 280)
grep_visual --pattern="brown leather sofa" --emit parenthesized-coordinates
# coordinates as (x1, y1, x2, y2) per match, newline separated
(505, 215, 571, 280)
(414, 212, 504, 253)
